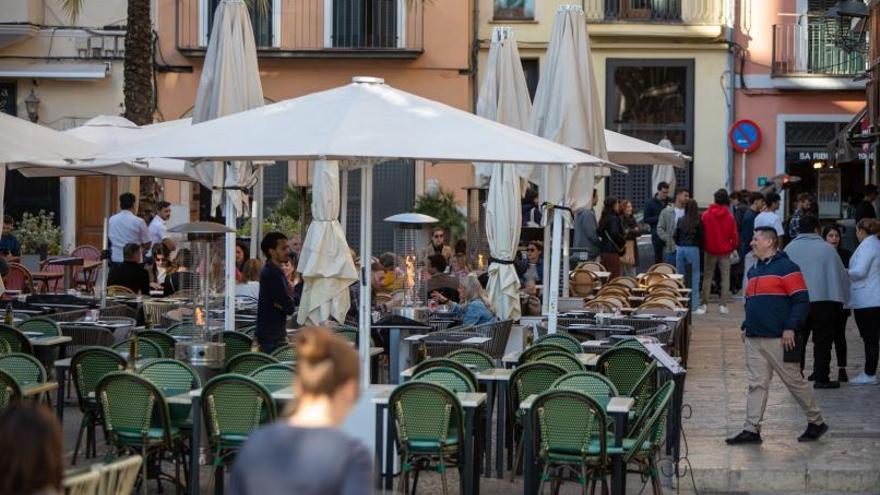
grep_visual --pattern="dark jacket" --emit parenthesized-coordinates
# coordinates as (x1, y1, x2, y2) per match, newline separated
(853, 199, 877, 223)
(743, 251, 810, 338)
(573, 208, 600, 257)
(739, 208, 758, 257)
(673, 217, 703, 247)
(163, 271, 198, 296)
(599, 215, 626, 255)
(107, 261, 151, 295)
(643, 195, 666, 241)
(836, 246, 852, 268)
(256, 261, 295, 344)
(734, 203, 749, 229)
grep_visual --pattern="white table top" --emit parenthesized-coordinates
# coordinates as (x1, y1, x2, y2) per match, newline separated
(166, 385, 296, 405)
(476, 368, 513, 381)
(637, 273, 684, 281)
(371, 388, 486, 409)
(502, 351, 598, 367)
(30, 335, 72, 346)
(520, 394, 633, 414)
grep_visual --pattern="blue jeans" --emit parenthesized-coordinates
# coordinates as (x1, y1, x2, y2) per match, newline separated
(664, 252, 676, 265)
(675, 246, 701, 309)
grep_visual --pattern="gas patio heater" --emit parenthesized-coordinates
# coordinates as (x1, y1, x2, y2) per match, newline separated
(384, 213, 439, 320)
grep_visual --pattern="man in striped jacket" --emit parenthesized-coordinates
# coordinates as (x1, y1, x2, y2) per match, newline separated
(726, 227, 828, 444)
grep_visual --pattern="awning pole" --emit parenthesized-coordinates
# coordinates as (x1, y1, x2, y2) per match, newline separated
(100, 177, 111, 308)
(358, 163, 374, 388)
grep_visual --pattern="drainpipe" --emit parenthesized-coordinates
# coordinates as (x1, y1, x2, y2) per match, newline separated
(726, 25, 736, 191)
(471, 0, 479, 112)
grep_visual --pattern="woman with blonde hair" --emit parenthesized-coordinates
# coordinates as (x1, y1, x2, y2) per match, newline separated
(231, 327, 371, 494)
(432, 272, 496, 326)
(449, 252, 472, 279)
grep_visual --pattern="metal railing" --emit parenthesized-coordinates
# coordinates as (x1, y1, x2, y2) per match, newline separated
(176, 0, 423, 56)
(772, 18, 867, 77)
(582, 0, 729, 25)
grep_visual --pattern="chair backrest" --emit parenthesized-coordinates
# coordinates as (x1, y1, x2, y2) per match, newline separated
(106, 285, 136, 297)
(61, 324, 115, 354)
(0, 369, 22, 408)
(240, 325, 257, 337)
(596, 347, 654, 396)
(71, 245, 101, 261)
(532, 351, 585, 373)
(389, 381, 463, 453)
(445, 348, 495, 372)
(18, 317, 61, 337)
(646, 263, 676, 274)
(248, 363, 296, 391)
(138, 359, 201, 396)
(612, 338, 646, 351)
(0, 339, 9, 354)
(226, 352, 279, 374)
(0, 324, 34, 354)
(535, 333, 582, 354)
(5, 263, 34, 293)
(71, 347, 126, 412)
(62, 466, 100, 495)
(623, 381, 675, 463)
(568, 268, 598, 297)
(412, 367, 475, 393)
(94, 455, 143, 495)
(0, 352, 46, 385)
(517, 343, 573, 367)
(578, 261, 606, 273)
(532, 389, 607, 466)
(584, 300, 617, 313)
(137, 330, 177, 359)
(411, 358, 478, 391)
(508, 362, 568, 415)
(202, 374, 276, 447)
(142, 300, 180, 327)
(333, 326, 358, 345)
(551, 371, 619, 402)
(219, 331, 254, 363)
(270, 344, 298, 362)
(111, 338, 163, 359)
(166, 322, 200, 338)
(96, 372, 174, 446)
(608, 276, 638, 289)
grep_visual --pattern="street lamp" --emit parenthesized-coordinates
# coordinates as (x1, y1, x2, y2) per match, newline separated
(825, 0, 869, 53)
(24, 89, 40, 123)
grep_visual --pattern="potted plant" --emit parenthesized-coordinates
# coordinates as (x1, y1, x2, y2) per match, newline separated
(413, 187, 466, 243)
(12, 210, 63, 271)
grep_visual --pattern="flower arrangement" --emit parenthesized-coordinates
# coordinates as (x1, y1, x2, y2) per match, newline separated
(12, 210, 63, 255)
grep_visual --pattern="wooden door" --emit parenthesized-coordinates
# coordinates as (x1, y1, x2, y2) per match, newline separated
(76, 177, 117, 249)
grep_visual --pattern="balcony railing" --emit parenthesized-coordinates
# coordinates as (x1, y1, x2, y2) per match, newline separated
(582, 0, 729, 25)
(176, 0, 423, 57)
(772, 17, 867, 77)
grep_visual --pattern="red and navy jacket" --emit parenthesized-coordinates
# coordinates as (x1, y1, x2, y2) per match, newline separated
(743, 251, 810, 338)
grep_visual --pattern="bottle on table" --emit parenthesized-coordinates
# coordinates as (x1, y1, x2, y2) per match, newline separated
(4, 303, 13, 326)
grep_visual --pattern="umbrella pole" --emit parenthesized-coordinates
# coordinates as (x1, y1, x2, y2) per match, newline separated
(250, 165, 263, 262)
(357, 162, 373, 388)
(225, 188, 237, 332)
(340, 168, 348, 232)
(100, 177, 111, 308)
(547, 207, 562, 334)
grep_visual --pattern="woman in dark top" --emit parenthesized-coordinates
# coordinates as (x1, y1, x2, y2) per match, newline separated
(823, 224, 851, 382)
(620, 199, 644, 277)
(163, 248, 199, 296)
(674, 199, 704, 312)
(598, 197, 625, 279)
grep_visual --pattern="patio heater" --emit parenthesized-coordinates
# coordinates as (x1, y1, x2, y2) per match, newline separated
(384, 213, 438, 319)
(166, 221, 233, 384)
(464, 186, 490, 271)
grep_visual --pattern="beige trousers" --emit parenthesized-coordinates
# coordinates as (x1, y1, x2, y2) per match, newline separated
(744, 336, 824, 433)
(702, 253, 731, 305)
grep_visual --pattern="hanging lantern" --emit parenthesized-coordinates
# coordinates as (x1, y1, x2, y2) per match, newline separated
(825, 0, 869, 53)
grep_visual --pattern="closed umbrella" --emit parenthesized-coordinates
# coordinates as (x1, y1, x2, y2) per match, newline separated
(652, 138, 679, 192)
(477, 26, 531, 321)
(296, 159, 358, 325)
(191, 0, 265, 332)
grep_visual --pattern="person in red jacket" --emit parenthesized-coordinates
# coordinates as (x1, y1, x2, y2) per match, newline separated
(701, 189, 740, 314)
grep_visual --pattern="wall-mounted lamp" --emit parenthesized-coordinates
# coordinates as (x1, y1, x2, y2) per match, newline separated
(813, 161, 824, 169)
(24, 89, 40, 123)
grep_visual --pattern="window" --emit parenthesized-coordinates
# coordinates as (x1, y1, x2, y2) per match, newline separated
(345, 159, 415, 254)
(604, 1, 682, 22)
(494, 0, 535, 21)
(333, 0, 398, 48)
(521, 58, 539, 102)
(606, 59, 694, 211)
(206, 0, 274, 47)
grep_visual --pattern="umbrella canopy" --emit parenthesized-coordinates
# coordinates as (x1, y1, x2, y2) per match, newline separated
(651, 138, 679, 192)
(478, 26, 529, 321)
(296, 159, 358, 325)
(605, 131, 688, 167)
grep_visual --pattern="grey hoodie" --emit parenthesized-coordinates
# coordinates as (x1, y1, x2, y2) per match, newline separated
(573, 207, 600, 257)
(784, 233, 850, 305)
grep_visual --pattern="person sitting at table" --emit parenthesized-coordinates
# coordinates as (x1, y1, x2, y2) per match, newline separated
(148, 243, 171, 290)
(236, 258, 263, 301)
(107, 243, 151, 295)
(431, 272, 496, 326)
(426, 254, 460, 303)
(0, 215, 21, 258)
(230, 326, 371, 495)
(163, 248, 198, 296)
(519, 240, 544, 285)
(450, 252, 472, 279)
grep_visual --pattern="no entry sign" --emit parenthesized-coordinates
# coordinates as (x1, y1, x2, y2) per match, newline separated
(730, 120, 762, 153)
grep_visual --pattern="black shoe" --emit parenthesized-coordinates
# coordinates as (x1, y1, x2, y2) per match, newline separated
(806, 372, 817, 381)
(814, 381, 840, 389)
(798, 422, 828, 442)
(726, 430, 762, 445)
(838, 368, 849, 382)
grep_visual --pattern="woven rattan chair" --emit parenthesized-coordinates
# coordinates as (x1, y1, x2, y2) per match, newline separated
(412, 367, 475, 393)
(0, 368, 22, 408)
(270, 344, 298, 363)
(18, 317, 61, 337)
(249, 363, 296, 392)
(551, 371, 619, 402)
(597, 348, 657, 419)
(111, 339, 163, 359)
(390, 381, 465, 495)
(94, 455, 143, 495)
(136, 331, 176, 359)
(0, 324, 34, 354)
(333, 326, 358, 344)
(621, 381, 675, 495)
(646, 263, 676, 274)
(218, 331, 254, 363)
(142, 300, 180, 327)
(569, 269, 599, 297)
(225, 352, 278, 375)
(0, 352, 47, 387)
(166, 322, 200, 338)
(70, 347, 126, 465)
(445, 348, 495, 372)
(533, 351, 585, 374)
(424, 320, 513, 359)
(608, 276, 638, 289)
(584, 300, 617, 313)
(62, 467, 100, 495)
(5, 262, 35, 294)
(411, 358, 477, 391)
(0, 339, 9, 354)
(517, 343, 573, 368)
(106, 285, 136, 297)
(62, 324, 115, 357)
(239, 325, 257, 337)
(137, 359, 201, 429)
(535, 333, 582, 354)
(578, 261, 606, 273)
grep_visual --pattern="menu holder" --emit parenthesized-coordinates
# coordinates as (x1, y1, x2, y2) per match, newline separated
(643, 342, 685, 374)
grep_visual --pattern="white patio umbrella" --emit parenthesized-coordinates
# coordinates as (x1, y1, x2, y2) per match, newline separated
(524, 4, 611, 333)
(102, 76, 616, 386)
(296, 159, 358, 325)
(191, 0, 265, 332)
(606, 131, 688, 167)
(652, 138, 679, 192)
(477, 26, 531, 321)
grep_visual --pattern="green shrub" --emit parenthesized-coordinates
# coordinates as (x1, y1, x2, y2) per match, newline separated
(13, 210, 62, 255)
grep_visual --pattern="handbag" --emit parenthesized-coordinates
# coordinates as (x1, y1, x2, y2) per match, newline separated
(621, 239, 637, 266)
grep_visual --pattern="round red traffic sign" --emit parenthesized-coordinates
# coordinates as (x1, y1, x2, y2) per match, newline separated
(729, 119, 762, 154)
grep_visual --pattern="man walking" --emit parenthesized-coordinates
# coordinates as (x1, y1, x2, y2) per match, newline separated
(657, 188, 689, 265)
(786, 193, 813, 241)
(256, 232, 295, 353)
(644, 182, 670, 264)
(108, 193, 150, 265)
(701, 189, 739, 314)
(573, 189, 601, 261)
(784, 214, 850, 388)
(727, 227, 828, 444)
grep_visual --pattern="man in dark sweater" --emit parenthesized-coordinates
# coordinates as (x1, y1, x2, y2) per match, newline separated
(107, 243, 150, 295)
(727, 227, 827, 445)
(256, 232, 295, 353)
(853, 184, 877, 223)
(644, 182, 670, 264)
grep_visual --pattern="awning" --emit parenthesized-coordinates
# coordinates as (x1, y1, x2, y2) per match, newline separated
(829, 106, 873, 163)
(0, 60, 108, 80)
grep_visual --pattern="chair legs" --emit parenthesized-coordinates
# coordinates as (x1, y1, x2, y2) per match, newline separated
(509, 435, 523, 482)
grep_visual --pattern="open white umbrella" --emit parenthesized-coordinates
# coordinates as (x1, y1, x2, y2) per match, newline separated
(102, 76, 615, 386)
(478, 26, 531, 321)
(192, 0, 265, 332)
(606, 131, 688, 167)
(296, 159, 358, 325)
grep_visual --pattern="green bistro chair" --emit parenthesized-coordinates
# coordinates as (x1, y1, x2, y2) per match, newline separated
(0, 352, 47, 387)
(533, 351, 585, 374)
(532, 389, 609, 495)
(239, 325, 257, 337)
(219, 331, 254, 364)
(390, 381, 465, 495)
(412, 367, 475, 393)
(136, 331, 177, 360)
(596, 347, 653, 397)
(411, 358, 478, 391)
(535, 333, 583, 355)
(18, 317, 62, 337)
(202, 374, 277, 490)
(166, 323, 200, 338)
(248, 363, 296, 392)
(112, 339, 164, 360)
(618, 381, 675, 495)
(508, 361, 568, 482)
(225, 352, 278, 375)
(333, 326, 358, 345)
(96, 372, 187, 495)
(0, 339, 9, 354)
(517, 343, 574, 368)
(0, 369, 22, 409)
(0, 324, 34, 355)
(551, 371, 619, 403)
(70, 347, 127, 465)
(612, 337, 647, 350)
(445, 348, 495, 373)
(270, 344, 298, 363)
(137, 359, 201, 428)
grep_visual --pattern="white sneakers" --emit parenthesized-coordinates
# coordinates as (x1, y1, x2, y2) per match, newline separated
(850, 373, 878, 385)
(693, 304, 707, 315)
(719, 305, 729, 315)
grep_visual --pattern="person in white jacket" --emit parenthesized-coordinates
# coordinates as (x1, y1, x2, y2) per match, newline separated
(848, 218, 880, 385)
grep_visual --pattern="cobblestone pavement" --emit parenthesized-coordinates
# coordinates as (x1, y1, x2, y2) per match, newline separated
(57, 302, 879, 494)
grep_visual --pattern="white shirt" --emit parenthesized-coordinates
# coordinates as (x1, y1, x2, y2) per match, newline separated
(149, 215, 167, 247)
(108, 210, 150, 263)
(674, 207, 685, 222)
(848, 234, 880, 309)
(235, 281, 260, 301)
(754, 211, 784, 235)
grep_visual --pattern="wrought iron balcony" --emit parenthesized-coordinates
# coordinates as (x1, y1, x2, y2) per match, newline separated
(772, 17, 867, 77)
(582, 0, 729, 25)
